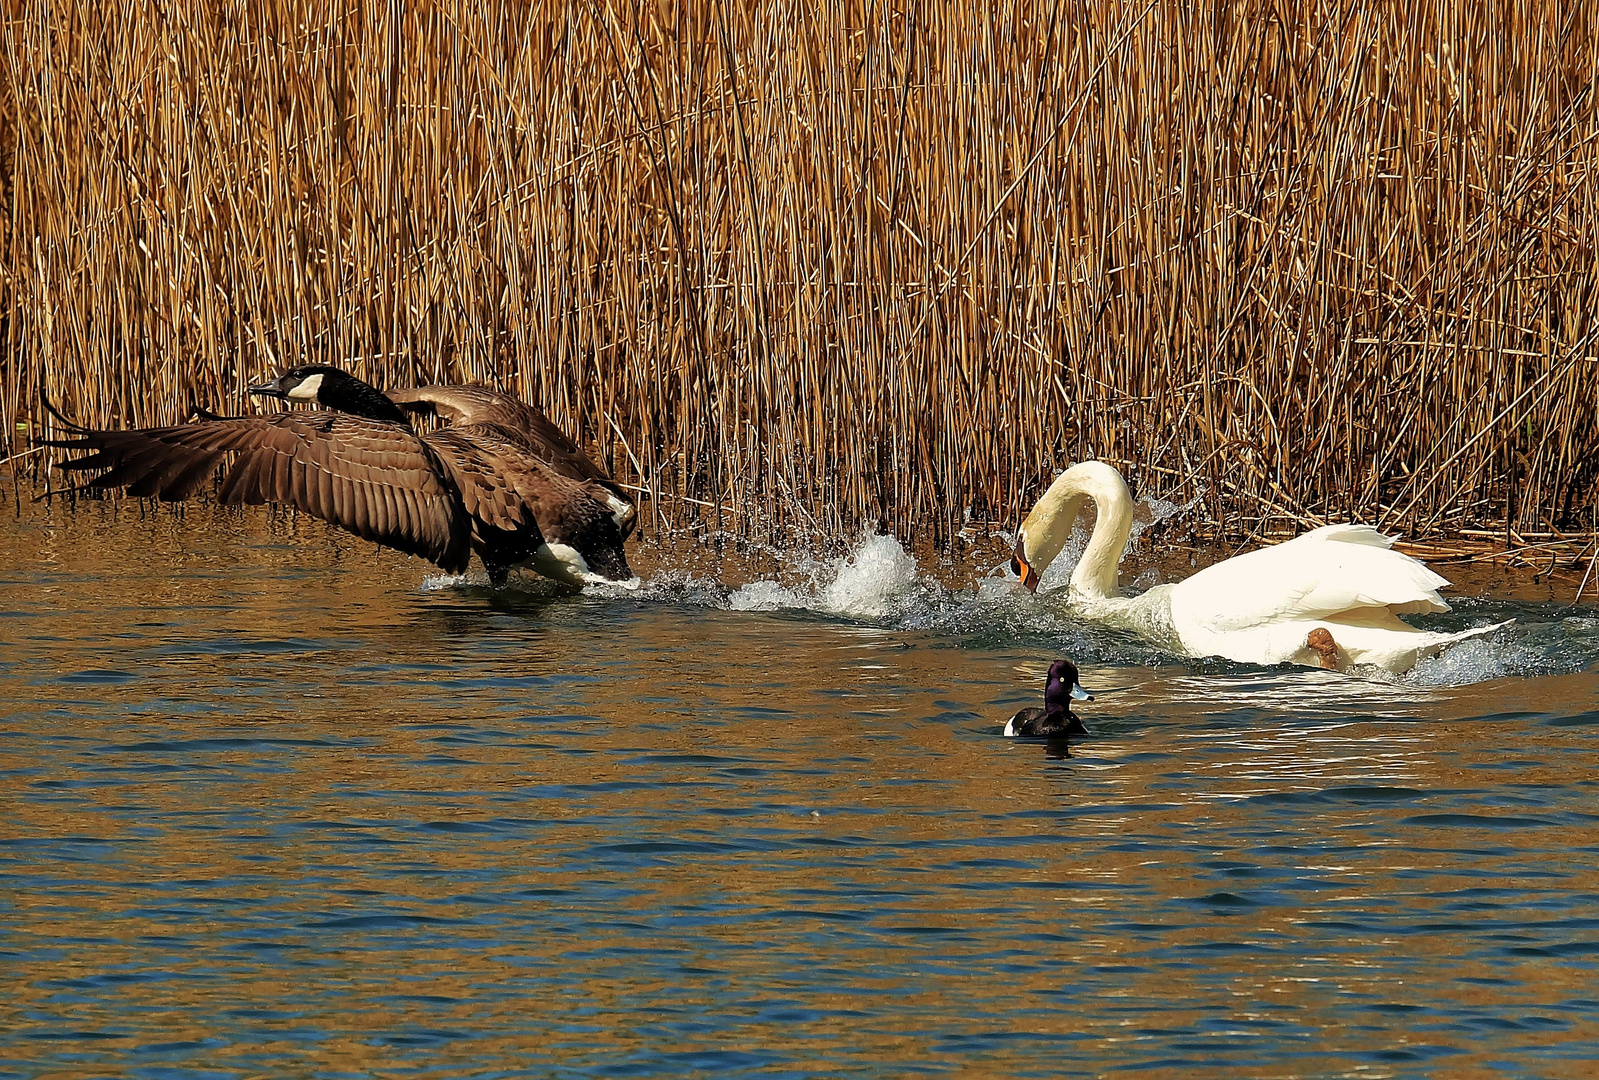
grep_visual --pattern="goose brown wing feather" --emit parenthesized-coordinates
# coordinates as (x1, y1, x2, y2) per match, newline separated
(390, 384, 615, 482)
(422, 428, 533, 530)
(155, 450, 227, 501)
(51, 414, 473, 573)
(387, 385, 567, 447)
(421, 426, 548, 568)
(393, 384, 638, 543)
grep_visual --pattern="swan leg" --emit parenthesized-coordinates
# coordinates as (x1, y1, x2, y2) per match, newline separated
(1307, 627, 1343, 670)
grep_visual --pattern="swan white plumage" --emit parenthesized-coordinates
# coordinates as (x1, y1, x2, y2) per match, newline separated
(1009, 461, 1505, 674)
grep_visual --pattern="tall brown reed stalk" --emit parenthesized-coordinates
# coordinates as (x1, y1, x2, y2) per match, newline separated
(2, 0, 1596, 546)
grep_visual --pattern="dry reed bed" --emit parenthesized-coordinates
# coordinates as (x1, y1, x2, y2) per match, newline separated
(2, 0, 1597, 547)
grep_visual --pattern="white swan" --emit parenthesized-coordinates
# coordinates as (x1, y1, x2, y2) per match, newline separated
(1009, 461, 1504, 674)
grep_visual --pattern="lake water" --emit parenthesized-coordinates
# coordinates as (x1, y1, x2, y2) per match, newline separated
(3, 501, 1598, 1077)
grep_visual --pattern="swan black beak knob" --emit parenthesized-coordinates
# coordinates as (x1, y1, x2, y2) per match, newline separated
(1011, 535, 1040, 593)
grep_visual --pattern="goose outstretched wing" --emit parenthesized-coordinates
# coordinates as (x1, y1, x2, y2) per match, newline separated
(48, 412, 474, 573)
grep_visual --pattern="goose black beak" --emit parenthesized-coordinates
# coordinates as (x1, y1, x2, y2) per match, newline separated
(1011, 535, 1040, 593)
(248, 376, 288, 400)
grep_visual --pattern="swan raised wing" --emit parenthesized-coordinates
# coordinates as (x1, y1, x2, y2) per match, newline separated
(1169, 524, 1451, 634)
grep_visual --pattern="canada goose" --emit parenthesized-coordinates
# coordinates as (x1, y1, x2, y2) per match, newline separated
(44, 364, 630, 588)
(1003, 659, 1093, 737)
(1010, 460, 1506, 673)
(387, 384, 636, 584)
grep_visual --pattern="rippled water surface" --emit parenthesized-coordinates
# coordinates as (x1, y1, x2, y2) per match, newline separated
(4, 503, 1599, 1077)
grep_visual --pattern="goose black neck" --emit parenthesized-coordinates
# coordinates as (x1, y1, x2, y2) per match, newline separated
(321, 373, 409, 425)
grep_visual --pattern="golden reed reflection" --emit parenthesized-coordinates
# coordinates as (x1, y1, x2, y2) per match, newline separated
(4, 501, 1599, 1074)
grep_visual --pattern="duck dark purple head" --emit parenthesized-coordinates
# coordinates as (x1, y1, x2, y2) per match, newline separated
(1044, 659, 1092, 711)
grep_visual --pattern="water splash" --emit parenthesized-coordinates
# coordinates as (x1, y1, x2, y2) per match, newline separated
(728, 532, 920, 619)
(1019, 487, 1205, 596)
(1406, 614, 1599, 686)
(420, 572, 473, 591)
(1406, 636, 1518, 686)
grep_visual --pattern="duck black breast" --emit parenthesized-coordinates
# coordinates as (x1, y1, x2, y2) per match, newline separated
(1003, 707, 1087, 738)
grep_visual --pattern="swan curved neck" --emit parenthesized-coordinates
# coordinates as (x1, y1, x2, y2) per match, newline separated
(1018, 461, 1135, 599)
(1068, 464, 1132, 598)
(1072, 484, 1133, 598)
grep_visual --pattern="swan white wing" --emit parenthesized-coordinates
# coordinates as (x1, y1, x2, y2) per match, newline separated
(1168, 527, 1450, 635)
(1285, 523, 1398, 548)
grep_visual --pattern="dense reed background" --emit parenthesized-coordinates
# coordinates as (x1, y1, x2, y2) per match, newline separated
(2, 0, 1597, 546)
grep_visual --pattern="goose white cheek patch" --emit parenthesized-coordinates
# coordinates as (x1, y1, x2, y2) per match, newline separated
(286, 374, 323, 402)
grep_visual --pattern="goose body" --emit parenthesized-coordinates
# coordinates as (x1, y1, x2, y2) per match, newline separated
(387, 384, 636, 585)
(1009, 461, 1504, 674)
(46, 365, 634, 588)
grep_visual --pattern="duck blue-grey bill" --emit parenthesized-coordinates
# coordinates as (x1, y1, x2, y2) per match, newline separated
(1070, 683, 1093, 701)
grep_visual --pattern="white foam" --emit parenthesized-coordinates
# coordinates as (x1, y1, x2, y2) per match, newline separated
(610, 570, 730, 608)
(586, 575, 644, 594)
(817, 533, 919, 618)
(728, 579, 806, 611)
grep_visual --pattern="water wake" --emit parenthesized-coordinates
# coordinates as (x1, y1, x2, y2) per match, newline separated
(421, 526, 1599, 687)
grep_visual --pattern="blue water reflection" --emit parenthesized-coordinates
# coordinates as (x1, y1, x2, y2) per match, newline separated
(2, 504, 1597, 1076)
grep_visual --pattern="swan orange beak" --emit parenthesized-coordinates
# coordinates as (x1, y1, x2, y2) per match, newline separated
(1011, 535, 1040, 593)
